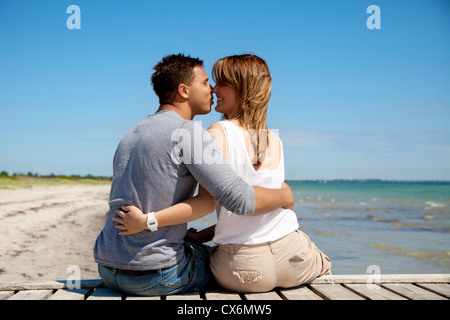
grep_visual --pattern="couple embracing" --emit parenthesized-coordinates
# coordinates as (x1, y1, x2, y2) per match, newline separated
(93, 53, 331, 296)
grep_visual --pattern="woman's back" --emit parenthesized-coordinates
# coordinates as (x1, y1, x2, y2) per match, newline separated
(212, 120, 299, 245)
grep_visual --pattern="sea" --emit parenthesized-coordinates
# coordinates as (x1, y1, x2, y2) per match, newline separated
(188, 180, 450, 275)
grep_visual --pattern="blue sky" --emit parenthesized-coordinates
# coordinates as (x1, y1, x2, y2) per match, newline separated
(1, 0, 449, 180)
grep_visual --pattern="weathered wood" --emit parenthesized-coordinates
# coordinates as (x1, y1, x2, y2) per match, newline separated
(48, 288, 91, 300)
(343, 284, 407, 300)
(309, 284, 365, 300)
(86, 287, 122, 300)
(0, 291, 14, 300)
(8, 289, 53, 300)
(0, 279, 105, 291)
(166, 292, 203, 300)
(310, 274, 450, 284)
(382, 283, 447, 300)
(204, 290, 242, 300)
(0, 275, 448, 300)
(279, 285, 323, 300)
(244, 291, 282, 300)
(125, 295, 161, 300)
(415, 283, 450, 299)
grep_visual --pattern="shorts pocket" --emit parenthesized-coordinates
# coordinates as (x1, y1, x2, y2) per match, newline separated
(232, 270, 262, 284)
(289, 246, 314, 265)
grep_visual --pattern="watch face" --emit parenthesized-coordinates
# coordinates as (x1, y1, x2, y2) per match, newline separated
(147, 216, 157, 231)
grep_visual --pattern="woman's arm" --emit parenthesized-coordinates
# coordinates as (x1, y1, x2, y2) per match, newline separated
(113, 185, 216, 236)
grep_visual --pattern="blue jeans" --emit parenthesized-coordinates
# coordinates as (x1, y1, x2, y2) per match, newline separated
(98, 242, 211, 296)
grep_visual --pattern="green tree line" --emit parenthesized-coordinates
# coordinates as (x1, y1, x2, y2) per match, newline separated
(0, 171, 112, 181)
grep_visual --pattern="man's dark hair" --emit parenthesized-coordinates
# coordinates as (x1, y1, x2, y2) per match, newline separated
(151, 53, 203, 103)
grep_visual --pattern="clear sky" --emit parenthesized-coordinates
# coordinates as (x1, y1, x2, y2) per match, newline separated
(1, 0, 449, 180)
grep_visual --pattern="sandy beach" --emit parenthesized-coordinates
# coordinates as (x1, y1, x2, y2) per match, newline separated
(0, 184, 111, 282)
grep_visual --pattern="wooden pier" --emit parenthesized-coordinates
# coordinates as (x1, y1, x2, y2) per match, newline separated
(1, 274, 449, 300)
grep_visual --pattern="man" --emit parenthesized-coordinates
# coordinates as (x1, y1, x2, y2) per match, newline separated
(93, 54, 293, 296)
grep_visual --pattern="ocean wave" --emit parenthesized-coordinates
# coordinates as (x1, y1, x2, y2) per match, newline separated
(365, 214, 450, 232)
(309, 228, 338, 237)
(372, 243, 450, 266)
(425, 201, 447, 208)
(366, 214, 398, 224)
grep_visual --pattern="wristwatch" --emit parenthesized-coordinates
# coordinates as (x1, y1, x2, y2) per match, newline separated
(146, 212, 158, 232)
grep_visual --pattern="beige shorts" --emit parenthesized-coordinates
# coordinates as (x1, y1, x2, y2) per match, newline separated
(210, 230, 332, 293)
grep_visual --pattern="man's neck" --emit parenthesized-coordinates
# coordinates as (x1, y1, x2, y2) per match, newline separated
(157, 103, 194, 120)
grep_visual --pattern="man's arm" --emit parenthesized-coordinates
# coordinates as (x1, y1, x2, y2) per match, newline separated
(180, 122, 293, 216)
(208, 122, 293, 215)
(253, 182, 294, 215)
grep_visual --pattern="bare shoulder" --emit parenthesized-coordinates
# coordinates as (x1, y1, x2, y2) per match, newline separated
(207, 122, 227, 158)
(268, 129, 282, 151)
(207, 122, 224, 134)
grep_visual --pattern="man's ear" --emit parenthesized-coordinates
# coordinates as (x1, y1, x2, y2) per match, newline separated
(178, 84, 189, 99)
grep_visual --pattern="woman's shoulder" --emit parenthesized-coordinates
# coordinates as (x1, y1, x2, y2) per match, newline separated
(207, 122, 226, 135)
(207, 122, 227, 157)
(267, 128, 282, 146)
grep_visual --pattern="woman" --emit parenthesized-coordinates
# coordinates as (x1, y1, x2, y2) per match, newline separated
(115, 54, 331, 293)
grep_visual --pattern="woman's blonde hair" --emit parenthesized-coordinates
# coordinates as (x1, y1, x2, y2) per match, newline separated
(212, 54, 272, 165)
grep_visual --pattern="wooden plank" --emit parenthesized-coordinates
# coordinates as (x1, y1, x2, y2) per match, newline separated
(382, 283, 447, 300)
(0, 281, 67, 291)
(86, 288, 122, 300)
(0, 291, 14, 300)
(125, 295, 161, 300)
(415, 283, 450, 298)
(48, 288, 91, 300)
(310, 274, 450, 284)
(0, 275, 448, 291)
(279, 285, 323, 300)
(309, 284, 365, 300)
(343, 284, 407, 300)
(8, 289, 53, 300)
(0, 279, 105, 291)
(204, 290, 242, 300)
(244, 291, 282, 300)
(0, 275, 448, 301)
(166, 292, 203, 300)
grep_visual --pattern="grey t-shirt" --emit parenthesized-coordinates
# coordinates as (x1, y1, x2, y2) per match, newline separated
(93, 110, 255, 270)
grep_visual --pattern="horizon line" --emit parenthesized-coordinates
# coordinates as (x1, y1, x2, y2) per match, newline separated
(1, 171, 449, 183)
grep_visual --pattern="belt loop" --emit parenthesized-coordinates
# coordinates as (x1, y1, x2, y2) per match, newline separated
(112, 267, 117, 275)
(268, 241, 274, 255)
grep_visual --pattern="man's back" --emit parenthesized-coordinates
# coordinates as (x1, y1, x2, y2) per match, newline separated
(94, 110, 255, 270)
(94, 111, 198, 270)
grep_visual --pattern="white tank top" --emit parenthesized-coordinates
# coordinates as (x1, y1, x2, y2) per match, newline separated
(212, 121, 299, 245)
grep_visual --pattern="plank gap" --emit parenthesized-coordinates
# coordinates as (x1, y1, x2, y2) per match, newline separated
(274, 288, 288, 300)
(307, 284, 331, 300)
(412, 283, 449, 300)
(342, 284, 371, 300)
(380, 284, 412, 300)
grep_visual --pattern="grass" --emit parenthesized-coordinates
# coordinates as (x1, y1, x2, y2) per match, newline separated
(0, 176, 112, 190)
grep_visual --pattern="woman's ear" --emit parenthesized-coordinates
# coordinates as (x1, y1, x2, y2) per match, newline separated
(178, 83, 189, 99)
